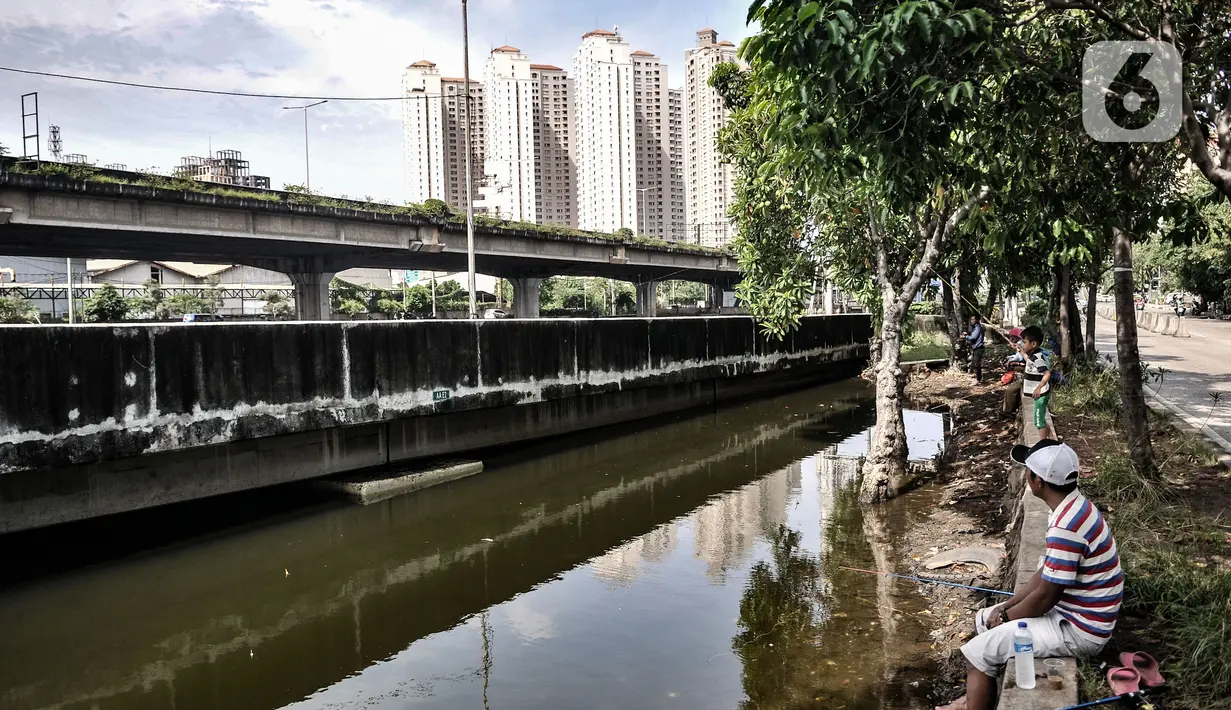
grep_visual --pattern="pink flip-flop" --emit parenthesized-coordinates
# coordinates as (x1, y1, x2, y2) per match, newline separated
(1119, 652, 1166, 687)
(1107, 667, 1141, 695)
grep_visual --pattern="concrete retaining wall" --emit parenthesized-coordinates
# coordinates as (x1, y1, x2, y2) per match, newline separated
(997, 397, 1079, 708)
(1097, 303, 1189, 337)
(910, 314, 949, 335)
(0, 315, 871, 532)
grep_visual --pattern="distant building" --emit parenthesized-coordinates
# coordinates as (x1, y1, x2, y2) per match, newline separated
(402, 60, 486, 212)
(0, 256, 87, 319)
(531, 64, 578, 227)
(573, 29, 638, 233)
(630, 49, 683, 240)
(684, 29, 741, 247)
(172, 150, 270, 189)
(86, 260, 282, 286)
(668, 88, 686, 240)
(483, 46, 538, 222)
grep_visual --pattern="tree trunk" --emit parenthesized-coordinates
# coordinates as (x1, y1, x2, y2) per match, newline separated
(1085, 280, 1099, 362)
(984, 273, 1000, 324)
(860, 298, 909, 504)
(1058, 264, 1072, 367)
(1112, 227, 1155, 476)
(940, 273, 963, 356)
(1066, 279, 1084, 364)
(952, 268, 968, 364)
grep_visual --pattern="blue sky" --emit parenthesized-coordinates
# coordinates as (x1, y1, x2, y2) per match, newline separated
(0, 0, 753, 202)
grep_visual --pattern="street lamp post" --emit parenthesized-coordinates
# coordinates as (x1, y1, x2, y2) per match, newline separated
(283, 100, 327, 193)
(461, 0, 478, 319)
(635, 187, 652, 237)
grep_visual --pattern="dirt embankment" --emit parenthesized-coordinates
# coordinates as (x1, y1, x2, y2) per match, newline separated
(900, 366, 1022, 701)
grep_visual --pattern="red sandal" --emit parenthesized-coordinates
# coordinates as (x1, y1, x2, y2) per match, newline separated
(1119, 652, 1165, 688)
(1106, 667, 1141, 695)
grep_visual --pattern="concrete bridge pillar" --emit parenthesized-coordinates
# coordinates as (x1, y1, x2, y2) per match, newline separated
(289, 271, 335, 321)
(510, 276, 542, 319)
(636, 280, 659, 318)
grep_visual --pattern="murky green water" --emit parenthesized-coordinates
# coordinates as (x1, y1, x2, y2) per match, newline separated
(0, 381, 946, 710)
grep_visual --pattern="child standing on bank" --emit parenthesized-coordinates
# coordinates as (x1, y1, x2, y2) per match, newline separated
(1017, 326, 1055, 439)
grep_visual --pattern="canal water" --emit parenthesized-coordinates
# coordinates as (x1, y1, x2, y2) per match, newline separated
(0, 380, 946, 710)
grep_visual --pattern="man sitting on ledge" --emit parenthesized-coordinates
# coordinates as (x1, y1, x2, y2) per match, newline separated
(937, 440, 1122, 710)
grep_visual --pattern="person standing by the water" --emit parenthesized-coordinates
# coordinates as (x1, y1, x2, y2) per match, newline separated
(965, 314, 986, 383)
(936, 440, 1122, 710)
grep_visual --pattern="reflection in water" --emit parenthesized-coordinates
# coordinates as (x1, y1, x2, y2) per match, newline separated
(0, 380, 941, 710)
(734, 526, 826, 709)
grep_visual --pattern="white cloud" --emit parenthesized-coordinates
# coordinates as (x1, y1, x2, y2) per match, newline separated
(0, 0, 756, 200)
(500, 596, 557, 642)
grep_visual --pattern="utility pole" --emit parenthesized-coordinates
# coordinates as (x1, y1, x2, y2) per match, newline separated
(282, 100, 327, 193)
(461, 0, 478, 319)
(65, 258, 74, 325)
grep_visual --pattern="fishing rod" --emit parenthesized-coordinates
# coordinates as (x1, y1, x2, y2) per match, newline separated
(838, 566, 1013, 596)
(928, 268, 1016, 341)
(1055, 688, 1160, 710)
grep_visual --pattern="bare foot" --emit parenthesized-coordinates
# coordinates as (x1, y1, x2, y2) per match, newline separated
(936, 696, 968, 710)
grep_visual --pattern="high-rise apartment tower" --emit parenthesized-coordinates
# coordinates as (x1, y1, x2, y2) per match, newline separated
(684, 29, 740, 247)
(402, 60, 486, 211)
(572, 29, 637, 233)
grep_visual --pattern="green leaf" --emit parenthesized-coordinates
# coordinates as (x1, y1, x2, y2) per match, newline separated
(861, 39, 880, 77)
(915, 11, 933, 43)
(747, 0, 768, 24)
(798, 2, 819, 23)
(835, 8, 855, 32)
(910, 74, 932, 91)
(826, 19, 842, 46)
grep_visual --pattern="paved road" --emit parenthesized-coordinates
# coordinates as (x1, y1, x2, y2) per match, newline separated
(1092, 314, 1231, 463)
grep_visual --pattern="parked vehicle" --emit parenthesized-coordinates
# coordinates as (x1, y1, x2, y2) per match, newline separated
(182, 313, 223, 323)
(482, 308, 509, 319)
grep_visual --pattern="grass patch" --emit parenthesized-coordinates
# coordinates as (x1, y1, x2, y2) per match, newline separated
(1050, 365, 1122, 422)
(901, 330, 953, 363)
(1057, 373, 1231, 710)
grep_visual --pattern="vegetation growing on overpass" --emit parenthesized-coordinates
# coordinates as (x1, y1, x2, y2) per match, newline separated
(0, 159, 728, 257)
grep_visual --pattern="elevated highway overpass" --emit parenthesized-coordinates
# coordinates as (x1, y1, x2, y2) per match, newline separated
(0, 169, 740, 319)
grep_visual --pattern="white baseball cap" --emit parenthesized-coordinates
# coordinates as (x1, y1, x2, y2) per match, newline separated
(1010, 439, 1080, 486)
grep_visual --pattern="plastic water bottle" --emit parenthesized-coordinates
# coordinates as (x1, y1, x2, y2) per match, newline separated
(1014, 621, 1036, 689)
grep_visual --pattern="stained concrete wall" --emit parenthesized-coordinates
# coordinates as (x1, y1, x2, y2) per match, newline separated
(0, 315, 871, 532)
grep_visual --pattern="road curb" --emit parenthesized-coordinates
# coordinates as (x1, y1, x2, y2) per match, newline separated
(1146, 387, 1231, 471)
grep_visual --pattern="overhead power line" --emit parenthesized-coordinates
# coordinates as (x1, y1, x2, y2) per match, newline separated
(0, 66, 419, 101)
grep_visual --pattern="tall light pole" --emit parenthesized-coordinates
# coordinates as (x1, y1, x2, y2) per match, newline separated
(65, 258, 74, 325)
(635, 187, 652, 237)
(283, 100, 327, 193)
(461, 0, 478, 319)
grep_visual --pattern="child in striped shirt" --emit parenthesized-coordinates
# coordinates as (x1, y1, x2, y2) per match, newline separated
(1017, 326, 1055, 440)
(937, 440, 1121, 710)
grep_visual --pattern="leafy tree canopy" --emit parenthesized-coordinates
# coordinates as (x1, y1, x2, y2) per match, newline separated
(83, 283, 129, 322)
(0, 296, 39, 324)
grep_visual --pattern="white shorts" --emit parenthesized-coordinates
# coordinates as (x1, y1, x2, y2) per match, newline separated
(960, 606, 1105, 677)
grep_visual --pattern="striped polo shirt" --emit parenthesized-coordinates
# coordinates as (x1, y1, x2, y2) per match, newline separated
(1023, 348, 1051, 397)
(1042, 490, 1123, 643)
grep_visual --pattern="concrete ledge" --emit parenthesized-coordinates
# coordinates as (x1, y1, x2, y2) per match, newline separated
(901, 357, 952, 370)
(997, 395, 1080, 709)
(316, 460, 483, 505)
